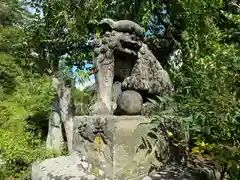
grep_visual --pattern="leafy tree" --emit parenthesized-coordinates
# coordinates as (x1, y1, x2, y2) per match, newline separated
(0, 1, 58, 179)
(23, 0, 107, 152)
(140, 0, 240, 178)
(0, 0, 28, 27)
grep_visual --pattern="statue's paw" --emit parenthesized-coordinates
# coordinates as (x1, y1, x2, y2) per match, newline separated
(121, 78, 129, 89)
(122, 77, 134, 89)
(122, 77, 150, 92)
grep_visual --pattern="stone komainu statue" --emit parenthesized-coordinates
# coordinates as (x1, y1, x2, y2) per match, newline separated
(90, 18, 172, 115)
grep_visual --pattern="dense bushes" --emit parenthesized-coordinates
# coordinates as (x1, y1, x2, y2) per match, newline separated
(147, 0, 240, 178)
(0, 73, 59, 179)
(0, 24, 59, 178)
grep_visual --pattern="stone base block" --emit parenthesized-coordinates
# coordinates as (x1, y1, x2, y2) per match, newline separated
(73, 116, 161, 180)
(31, 115, 218, 180)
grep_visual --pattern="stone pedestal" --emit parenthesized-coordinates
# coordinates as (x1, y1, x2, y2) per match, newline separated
(73, 116, 158, 180)
(31, 115, 219, 180)
(32, 115, 166, 180)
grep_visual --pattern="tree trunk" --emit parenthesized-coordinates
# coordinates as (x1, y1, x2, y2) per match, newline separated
(46, 76, 74, 153)
(58, 78, 74, 153)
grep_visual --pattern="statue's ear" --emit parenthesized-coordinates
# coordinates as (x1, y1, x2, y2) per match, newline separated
(98, 18, 115, 32)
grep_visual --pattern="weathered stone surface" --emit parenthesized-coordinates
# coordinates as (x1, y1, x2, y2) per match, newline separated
(32, 114, 220, 180)
(121, 43, 172, 95)
(113, 20, 145, 36)
(89, 99, 110, 115)
(90, 18, 172, 115)
(73, 116, 164, 180)
(31, 154, 97, 180)
(99, 18, 115, 31)
(116, 90, 143, 115)
(99, 18, 145, 36)
(112, 82, 122, 111)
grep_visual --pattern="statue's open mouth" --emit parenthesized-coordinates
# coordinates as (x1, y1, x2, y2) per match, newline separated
(113, 38, 141, 82)
(120, 38, 141, 51)
(114, 47, 138, 57)
(114, 41, 141, 58)
(113, 34, 142, 58)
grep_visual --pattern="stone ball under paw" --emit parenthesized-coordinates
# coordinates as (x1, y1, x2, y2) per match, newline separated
(116, 90, 143, 115)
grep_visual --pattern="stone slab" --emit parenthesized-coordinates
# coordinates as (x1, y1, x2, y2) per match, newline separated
(31, 154, 97, 180)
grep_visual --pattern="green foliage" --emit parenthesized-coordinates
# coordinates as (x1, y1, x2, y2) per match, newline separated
(73, 88, 93, 115)
(0, 73, 57, 179)
(144, 0, 240, 178)
(0, 0, 28, 27)
(0, 131, 57, 179)
(0, 2, 58, 178)
(148, 93, 240, 178)
(25, 0, 104, 73)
